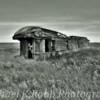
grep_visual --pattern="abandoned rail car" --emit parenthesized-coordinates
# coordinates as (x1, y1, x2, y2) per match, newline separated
(67, 36, 90, 51)
(13, 26, 68, 59)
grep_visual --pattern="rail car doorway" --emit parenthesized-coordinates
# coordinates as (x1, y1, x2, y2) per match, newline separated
(45, 39, 56, 52)
(45, 39, 49, 52)
(51, 40, 55, 51)
(27, 39, 33, 59)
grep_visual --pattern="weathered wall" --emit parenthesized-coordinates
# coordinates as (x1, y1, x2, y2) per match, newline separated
(78, 38, 89, 48)
(32, 39, 35, 54)
(66, 36, 89, 51)
(55, 38, 67, 51)
(35, 39, 41, 53)
(67, 38, 78, 51)
(20, 40, 28, 58)
(40, 39, 45, 53)
(19, 35, 90, 60)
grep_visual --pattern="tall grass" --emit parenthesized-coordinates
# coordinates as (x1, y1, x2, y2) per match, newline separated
(0, 44, 100, 100)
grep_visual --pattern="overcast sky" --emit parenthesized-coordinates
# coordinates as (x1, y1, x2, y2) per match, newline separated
(0, 0, 100, 42)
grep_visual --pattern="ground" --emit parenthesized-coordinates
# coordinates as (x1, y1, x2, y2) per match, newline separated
(0, 43, 100, 100)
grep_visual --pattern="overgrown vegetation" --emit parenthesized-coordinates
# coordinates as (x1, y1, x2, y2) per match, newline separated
(0, 43, 100, 100)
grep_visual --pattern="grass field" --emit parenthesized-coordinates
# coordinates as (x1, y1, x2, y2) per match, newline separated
(0, 43, 100, 100)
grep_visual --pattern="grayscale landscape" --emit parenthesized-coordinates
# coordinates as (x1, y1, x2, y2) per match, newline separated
(0, 0, 100, 100)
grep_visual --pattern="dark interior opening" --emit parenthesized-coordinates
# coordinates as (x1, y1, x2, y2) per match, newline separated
(45, 39, 49, 52)
(28, 39, 32, 45)
(27, 39, 33, 59)
(52, 40, 55, 51)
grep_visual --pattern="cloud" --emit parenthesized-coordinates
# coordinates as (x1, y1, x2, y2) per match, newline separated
(0, 15, 100, 42)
